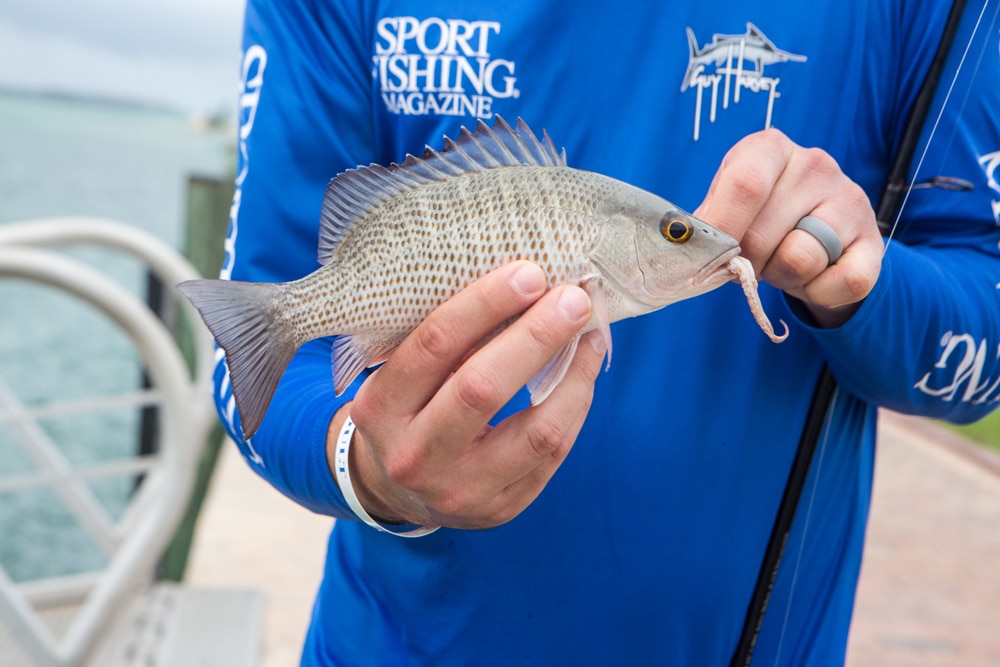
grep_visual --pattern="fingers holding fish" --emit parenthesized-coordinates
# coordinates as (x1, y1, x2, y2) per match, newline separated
(694, 127, 882, 326)
(696, 129, 850, 269)
(344, 266, 600, 528)
(401, 284, 597, 527)
(429, 283, 593, 438)
(471, 330, 605, 526)
(357, 260, 550, 419)
(780, 222, 884, 328)
(762, 185, 882, 326)
(694, 127, 797, 253)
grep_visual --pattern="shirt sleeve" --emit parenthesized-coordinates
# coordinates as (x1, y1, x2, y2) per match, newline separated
(790, 6, 1000, 424)
(211, 0, 375, 517)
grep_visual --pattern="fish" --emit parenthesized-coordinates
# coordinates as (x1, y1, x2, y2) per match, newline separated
(177, 116, 785, 439)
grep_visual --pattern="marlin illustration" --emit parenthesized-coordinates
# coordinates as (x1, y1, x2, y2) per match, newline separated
(681, 22, 807, 91)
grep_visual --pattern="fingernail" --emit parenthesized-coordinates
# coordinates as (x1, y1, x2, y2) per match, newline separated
(558, 286, 591, 321)
(510, 263, 546, 295)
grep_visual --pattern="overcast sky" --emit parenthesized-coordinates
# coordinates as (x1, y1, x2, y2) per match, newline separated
(0, 0, 246, 115)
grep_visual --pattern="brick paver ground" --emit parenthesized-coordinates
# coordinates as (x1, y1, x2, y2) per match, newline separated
(846, 411, 1000, 666)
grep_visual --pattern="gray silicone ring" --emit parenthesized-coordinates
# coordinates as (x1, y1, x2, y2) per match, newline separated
(794, 216, 843, 265)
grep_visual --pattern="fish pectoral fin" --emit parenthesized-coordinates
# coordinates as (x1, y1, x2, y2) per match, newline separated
(331, 335, 395, 395)
(527, 336, 581, 406)
(582, 278, 612, 370)
(526, 278, 613, 405)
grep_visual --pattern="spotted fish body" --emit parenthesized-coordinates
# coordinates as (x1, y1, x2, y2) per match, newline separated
(300, 166, 606, 347)
(178, 117, 746, 438)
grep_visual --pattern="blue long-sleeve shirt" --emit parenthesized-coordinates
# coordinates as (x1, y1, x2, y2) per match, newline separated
(212, 1, 1000, 664)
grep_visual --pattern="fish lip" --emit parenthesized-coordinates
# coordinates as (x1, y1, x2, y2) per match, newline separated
(693, 246, 742, 286)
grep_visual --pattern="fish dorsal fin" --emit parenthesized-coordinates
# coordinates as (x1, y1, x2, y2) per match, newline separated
(745, 22, 766, 41)
(318, 116, 567, 265)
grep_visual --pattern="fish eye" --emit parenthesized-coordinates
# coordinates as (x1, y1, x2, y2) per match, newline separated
(660, 218, 693, 243)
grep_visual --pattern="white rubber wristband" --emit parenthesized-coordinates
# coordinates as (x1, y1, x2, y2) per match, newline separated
(334, 416, 439, 538)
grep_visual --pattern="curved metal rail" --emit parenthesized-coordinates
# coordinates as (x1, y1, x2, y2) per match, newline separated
(0, 218, 215, 666)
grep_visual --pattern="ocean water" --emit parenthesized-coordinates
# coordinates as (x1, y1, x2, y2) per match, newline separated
(0, 92, 232, 582)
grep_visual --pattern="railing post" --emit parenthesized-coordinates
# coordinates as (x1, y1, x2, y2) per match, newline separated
(157, 173, 234, 582)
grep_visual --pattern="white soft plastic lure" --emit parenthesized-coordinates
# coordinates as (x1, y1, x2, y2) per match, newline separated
(727, 256, 789, 343)
(179, 117, 784, 438)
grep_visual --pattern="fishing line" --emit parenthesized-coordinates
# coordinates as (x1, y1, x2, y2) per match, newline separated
(884, 0, 994, 249)
(927, 0, 1000, 178)
(731, 5, 988, 664)
(773, 0, 992, 658)
(772, 388, 838, 663)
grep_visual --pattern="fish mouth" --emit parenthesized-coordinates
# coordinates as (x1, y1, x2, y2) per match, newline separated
(693, 246, 742, 286)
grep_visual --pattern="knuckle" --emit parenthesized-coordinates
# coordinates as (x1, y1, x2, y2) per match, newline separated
(413, 316, 460, 362)
(483, 487, 525, 527)
(429, 487, 468, 518)
(756, 126, 790, 147)
(523, 292, 586, 349)
(453, 369, 504, 413)
(485, 504, 519, 527)
(799, 146, 838, 176)
(779, 242, 822, 280)
(578, 388, 595, 415)
(743, 127, 793, 161)
(738, 224, 769, 259)
(727, 167, 771, 208)
(840, 265, 877, 303)
(845, 185, 877, 224)
(348, 396, 375, 431)
(525, 414, 567, 460)
(382, 448, 423, 489)
(524, 314, 565, 350)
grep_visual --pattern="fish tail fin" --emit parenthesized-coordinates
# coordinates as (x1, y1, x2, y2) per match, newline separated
(176, 278, 299, 439)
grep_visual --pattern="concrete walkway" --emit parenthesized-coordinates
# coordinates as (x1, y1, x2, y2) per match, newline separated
(185, 411, 1000, 666)
(185, 449, 330, 667)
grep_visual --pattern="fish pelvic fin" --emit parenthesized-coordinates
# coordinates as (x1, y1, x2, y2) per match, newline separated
(583, 278, 613, 371)
(176, 278, 298, 439)
(528, 335, 581, 406)
(318, 116, 567, 265)
(526, 279, 612, 405)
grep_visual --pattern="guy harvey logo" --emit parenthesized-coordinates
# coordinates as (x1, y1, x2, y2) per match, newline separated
(373, 16, 519, 119)
(681, 23, 806, 141)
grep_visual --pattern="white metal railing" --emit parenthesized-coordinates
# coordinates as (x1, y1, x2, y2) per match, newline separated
(0, 217, 216, 666)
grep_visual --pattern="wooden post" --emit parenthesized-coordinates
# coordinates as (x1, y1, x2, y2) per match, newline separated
(157, 173, 234, 582)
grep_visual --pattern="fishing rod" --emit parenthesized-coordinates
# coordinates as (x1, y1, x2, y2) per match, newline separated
(730, 0, 972, 664)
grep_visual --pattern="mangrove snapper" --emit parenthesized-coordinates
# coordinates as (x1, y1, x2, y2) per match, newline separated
(178, 117, 784, 438)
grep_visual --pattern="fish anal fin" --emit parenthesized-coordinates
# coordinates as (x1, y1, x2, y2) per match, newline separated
(331, 335, 397, 395)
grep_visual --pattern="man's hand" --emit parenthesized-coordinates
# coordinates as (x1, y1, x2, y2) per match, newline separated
(327, 261, 607, 530)
(694, 128, 883, 328)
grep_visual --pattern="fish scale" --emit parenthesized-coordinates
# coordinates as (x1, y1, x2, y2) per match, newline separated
(313, 166, 605, 336)
(177, 117, 780, 439)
